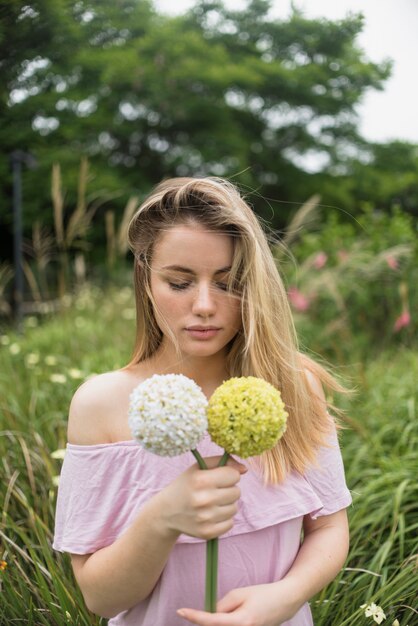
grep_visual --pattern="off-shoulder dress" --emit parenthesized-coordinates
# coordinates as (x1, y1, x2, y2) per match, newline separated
(53, 428, 352, 626)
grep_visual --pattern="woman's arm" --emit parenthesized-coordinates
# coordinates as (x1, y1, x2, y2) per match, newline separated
(66, 374, 246, 619)
(72, 459, 245, 618)
(177, 508, 349, 626)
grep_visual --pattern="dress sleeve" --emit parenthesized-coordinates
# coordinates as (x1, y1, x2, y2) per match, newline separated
(303, 424, 352, 519)
(53, 443, 143, 554)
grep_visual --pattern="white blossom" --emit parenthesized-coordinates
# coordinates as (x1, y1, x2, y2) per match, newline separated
(51, 448, 66, 460)
(68, 368, 84, 379)
(50, 373, 67, 384)
(361, 603, 387, 624)
(128, 374, 208, 456)
(25, 352, 40, 366)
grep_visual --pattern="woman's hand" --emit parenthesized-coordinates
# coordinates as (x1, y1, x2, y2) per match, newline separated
(176, 509, 350, 625)
(177, 582, 298, 626)
(157, 456, 247, 541)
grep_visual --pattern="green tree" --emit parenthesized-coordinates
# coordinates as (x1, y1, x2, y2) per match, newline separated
(1, 0, 392, 252)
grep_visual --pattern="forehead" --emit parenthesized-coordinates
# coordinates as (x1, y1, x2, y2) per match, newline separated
(152, 224, 234, 267)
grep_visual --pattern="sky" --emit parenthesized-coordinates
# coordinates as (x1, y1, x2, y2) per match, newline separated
(155, 0, 418, 144)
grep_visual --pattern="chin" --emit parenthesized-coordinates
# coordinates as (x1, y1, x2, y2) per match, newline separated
(181, 342, 227, 358)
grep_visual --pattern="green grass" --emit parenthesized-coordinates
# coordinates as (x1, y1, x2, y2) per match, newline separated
(0, 284, 417, 625)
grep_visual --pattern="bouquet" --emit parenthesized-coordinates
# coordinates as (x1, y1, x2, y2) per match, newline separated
(128, 374, 288, 613)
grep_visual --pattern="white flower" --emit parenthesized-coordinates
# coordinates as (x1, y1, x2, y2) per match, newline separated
(0, 335, 10, 346)
(25, 352, 40, 367)
(50, 373, 67, 384)
(361, 603, 387, 624)
(51, 449, 66, 460)
(128, 374, 208, 456)
(45, 355, 58, 366)
(68, 368, 83, 379)
(9, 342, 21, 355)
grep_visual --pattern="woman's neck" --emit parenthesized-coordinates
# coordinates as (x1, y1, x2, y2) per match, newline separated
(146, 344, 229, 398)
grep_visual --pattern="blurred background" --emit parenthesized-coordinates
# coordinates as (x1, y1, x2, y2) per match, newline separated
(0, 2, 417, 625)
(0, 0, 416, 355)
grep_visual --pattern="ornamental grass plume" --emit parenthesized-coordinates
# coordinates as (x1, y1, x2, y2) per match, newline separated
(128, 374, 208, 456)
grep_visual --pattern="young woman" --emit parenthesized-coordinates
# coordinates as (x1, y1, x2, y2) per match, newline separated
(53, 177, 351, 626)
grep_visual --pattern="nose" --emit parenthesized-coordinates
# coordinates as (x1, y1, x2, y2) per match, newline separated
(192, 282, 216, 318)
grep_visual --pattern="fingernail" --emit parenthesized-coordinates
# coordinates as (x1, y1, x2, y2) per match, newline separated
(177, 609, 186, 617)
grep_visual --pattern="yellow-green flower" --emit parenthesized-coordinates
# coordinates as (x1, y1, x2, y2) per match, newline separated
(207, 376, 288, 458)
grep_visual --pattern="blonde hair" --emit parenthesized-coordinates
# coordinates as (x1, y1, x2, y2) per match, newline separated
(126, 177, 344, 483)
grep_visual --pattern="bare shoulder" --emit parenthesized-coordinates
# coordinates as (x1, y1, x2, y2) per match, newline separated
(67, 369, 144, 445)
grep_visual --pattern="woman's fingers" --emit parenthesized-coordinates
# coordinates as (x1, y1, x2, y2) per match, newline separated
(177, 608, 234, 625)
(203, 456, 248, 475)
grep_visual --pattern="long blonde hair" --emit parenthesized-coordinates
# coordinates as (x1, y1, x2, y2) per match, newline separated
(126, 177, 344, 483)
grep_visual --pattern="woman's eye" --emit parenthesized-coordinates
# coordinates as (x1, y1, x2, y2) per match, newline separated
(216, 282, 228, 291)
(168, 282, 190, 291)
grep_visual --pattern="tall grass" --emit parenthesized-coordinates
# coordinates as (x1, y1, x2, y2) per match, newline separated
(0, 285, 417, 624)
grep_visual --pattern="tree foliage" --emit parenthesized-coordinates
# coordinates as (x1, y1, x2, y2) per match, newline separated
(2, 0, 415, 257)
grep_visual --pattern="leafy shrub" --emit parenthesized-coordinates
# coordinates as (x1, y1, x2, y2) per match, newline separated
(280, 206, 417, 360)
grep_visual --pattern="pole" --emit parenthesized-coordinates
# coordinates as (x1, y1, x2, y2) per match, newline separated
(12, 154, 24, 332)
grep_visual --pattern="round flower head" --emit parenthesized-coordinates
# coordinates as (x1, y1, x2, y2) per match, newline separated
(128, 373, 208, 456)
(207, 377, 288, 458)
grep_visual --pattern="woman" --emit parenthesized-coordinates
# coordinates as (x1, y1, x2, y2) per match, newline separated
(53, 177, 351, 625)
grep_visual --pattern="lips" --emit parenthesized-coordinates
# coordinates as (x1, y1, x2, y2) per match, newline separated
(185, 326, 221, 340)
(186, 326, 220, 331)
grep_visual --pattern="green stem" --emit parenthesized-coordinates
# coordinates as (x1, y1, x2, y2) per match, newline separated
(211, 538, 219, 612)
(191, 449, 230, 612)
(219, 451, 230, 467)
(191, 448, 208, 470)
(192, 449, 212, 611)
(205, 540, 212, 612)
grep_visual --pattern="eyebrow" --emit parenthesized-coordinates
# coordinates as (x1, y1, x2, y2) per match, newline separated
(161, 265, 232, 275)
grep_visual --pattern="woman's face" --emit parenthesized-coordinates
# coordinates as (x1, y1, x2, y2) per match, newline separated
(149, 223, 242, 360)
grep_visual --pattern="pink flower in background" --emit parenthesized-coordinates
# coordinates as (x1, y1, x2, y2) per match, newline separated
(393, 310, 411, 332)
(313, 251, 328, 269)
(288, 286, 310, 312)
(386, 255, 399, 270)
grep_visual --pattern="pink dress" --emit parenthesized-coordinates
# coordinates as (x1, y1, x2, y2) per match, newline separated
(53, 429, 352, 625)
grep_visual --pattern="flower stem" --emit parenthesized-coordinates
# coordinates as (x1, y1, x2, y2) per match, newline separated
(205, 540, 213, 612)
(211, 537, 218, 612)
(192, 449, 213, 611)
(191, 449, 230, 612)
(218, 451, 230, 467)
(191, 448, 208, 470)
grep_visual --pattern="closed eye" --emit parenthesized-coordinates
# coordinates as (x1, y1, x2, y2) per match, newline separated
(168, 282, 190, 291)
(168, 281, 229, 292)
